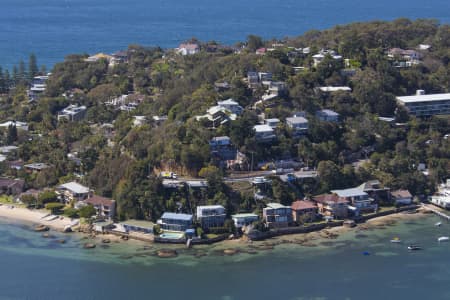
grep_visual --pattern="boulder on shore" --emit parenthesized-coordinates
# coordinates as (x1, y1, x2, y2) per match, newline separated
(157, 249, 178, 258)
(83, 243, 96, 249)
(34, 225, 49, 232)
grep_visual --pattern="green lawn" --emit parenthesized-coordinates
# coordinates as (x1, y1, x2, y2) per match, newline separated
(0, 195, 14, 204)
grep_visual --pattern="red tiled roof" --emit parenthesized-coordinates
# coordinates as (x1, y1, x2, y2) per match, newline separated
(86, 195, 115, 207)
(291, 200, 317, 211)
(313, 194, 348, 204)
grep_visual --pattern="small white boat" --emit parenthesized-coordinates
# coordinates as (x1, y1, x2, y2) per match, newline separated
(438, 236, 449, 242)
(390, 237, 401, 243)
(408, 245, 422, 251)
(435, 222, 442, 227)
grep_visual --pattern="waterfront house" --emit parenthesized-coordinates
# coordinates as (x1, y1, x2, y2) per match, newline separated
(0, 178, 25, 196)
(159, 212, 193, 232)
(232, 213, 259, 229)
(390, 190, 413, 206)
(57, 182, 91, 203)
(84, 195, 116, 219)
(396, 90, 450, 117)
(196, 205, 226, 229)
(316, 109, 339, 122)
(291, 200, 317, 223)
(263, 203, 292, 228)
(312, 194, 349, 219)
(331, 187, 377, 214)
(357, 180, 391, 204)
(116, 220, 154, 234)
(177, 43, 200, 55)
(430, 179, 450, 209)
(254, 124, 276, 142)
(57, 104, 87, 122)
(286, 116, 308, 136)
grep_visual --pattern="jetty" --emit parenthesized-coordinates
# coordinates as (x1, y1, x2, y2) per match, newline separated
(421, 204, 450, 220)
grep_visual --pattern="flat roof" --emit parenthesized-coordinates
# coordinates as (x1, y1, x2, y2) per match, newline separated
(59, 182, 90, 194)
(232, 213, 259, 218)
(331, 188, 368, 197)
(254, 124, 274, 132)
(286, 116, 308, 124)
(319, 86, 351, 92)
(396, 93, 450, 104)
(197, 205, 225, 210)
(121, 219, 154, 228)
(161, 212, 193, 221)
(266, 203, 290, 209)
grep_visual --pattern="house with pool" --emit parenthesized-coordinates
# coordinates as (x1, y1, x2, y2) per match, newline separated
(158, 212, 193, 232)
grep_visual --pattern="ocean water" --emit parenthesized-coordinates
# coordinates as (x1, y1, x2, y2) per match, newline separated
(1, 0, 450, 69)
(2, 215, 450, 299)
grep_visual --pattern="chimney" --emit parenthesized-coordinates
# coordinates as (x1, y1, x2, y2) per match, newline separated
(416, 89, 425, 95)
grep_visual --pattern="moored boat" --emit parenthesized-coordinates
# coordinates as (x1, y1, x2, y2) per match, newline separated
(407, 245, 422, 251)
(390, 237, 401, 243)
(438, 236, 449, 242)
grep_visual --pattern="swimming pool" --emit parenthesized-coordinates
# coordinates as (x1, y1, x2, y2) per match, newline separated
(159, 232, 184, 239)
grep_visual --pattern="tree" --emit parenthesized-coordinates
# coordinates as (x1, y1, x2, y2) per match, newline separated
(317, 160, 343, 192)
(29, 53, 39, 80)
(45, 202, 65, 214)
(79, 204, 97, 219)
(38, 191, 58, 205)
(20, 194, 37, 208)
(246, 35, 263, 52)
(6, 124, 18, 144)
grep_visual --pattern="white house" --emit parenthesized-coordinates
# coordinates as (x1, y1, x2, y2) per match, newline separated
(264, 118, 280, 129)
(196, 205, 226, 229)
(0, 121, 29, 131)
(217, 99, 243, 115)
(177, 43, 200, 55)
(232, 213, 259, 228)
(254, 124, 276, 142)
(396, 90, 450, 117)
(312, 50, 342, 67)
(58, 104, 87, 122)
(316, 109, 339, 122)
(57, 182, 92, 203)
(431, 179, 450, 209)
(286, 116, 308, 135)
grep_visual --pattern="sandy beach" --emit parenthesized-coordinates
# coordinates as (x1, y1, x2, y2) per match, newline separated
(0, 204, 73, 231)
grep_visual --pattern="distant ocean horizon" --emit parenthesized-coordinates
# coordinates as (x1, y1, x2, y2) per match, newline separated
(1, 0, 450, 69)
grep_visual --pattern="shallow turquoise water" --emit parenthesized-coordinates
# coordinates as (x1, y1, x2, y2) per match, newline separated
(2, 214, 450, 299)
(1, 0, 449, 68)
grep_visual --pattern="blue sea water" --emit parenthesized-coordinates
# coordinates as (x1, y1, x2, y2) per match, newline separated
(2, 215, 450, 299)
(1, 0, 449, 69)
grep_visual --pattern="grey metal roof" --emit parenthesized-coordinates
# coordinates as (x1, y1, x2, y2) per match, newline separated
(161, 212, 193, 221)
